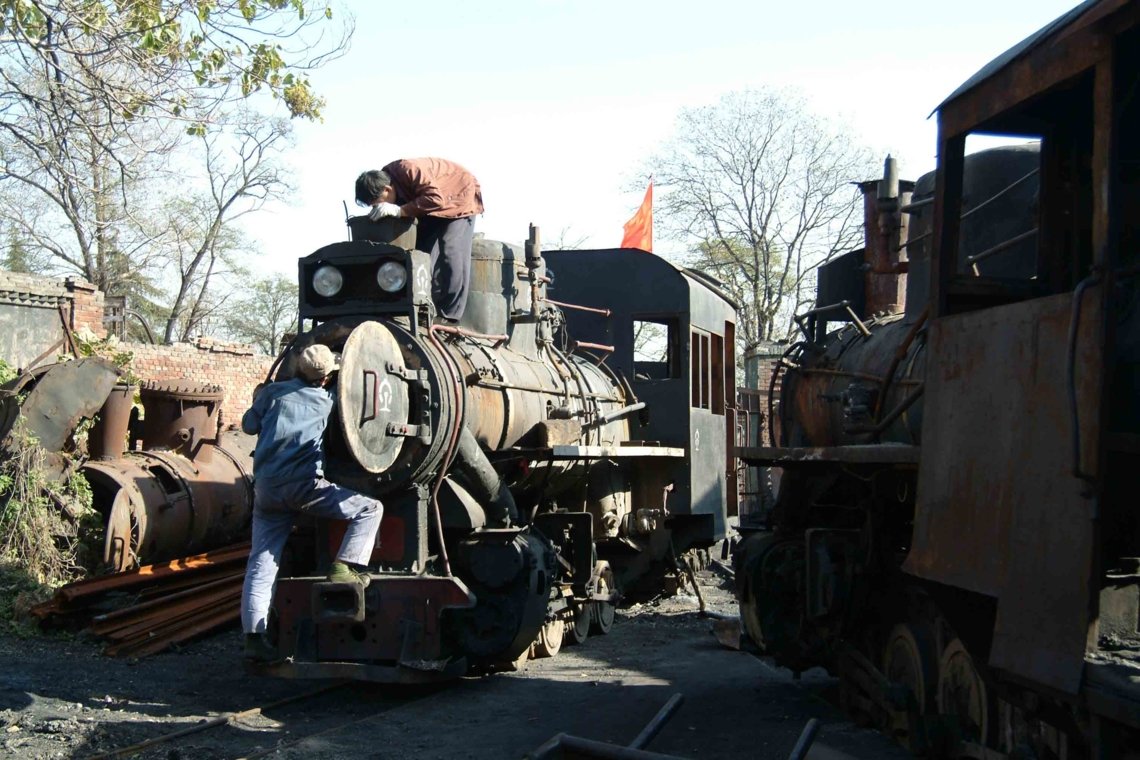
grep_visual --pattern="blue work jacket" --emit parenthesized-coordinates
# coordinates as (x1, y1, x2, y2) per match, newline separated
(241, 378, 335, 487)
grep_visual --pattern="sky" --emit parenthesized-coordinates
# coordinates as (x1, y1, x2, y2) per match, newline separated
(240, 0, 1082, 275)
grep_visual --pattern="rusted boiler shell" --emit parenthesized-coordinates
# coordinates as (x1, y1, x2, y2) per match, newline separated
(82, 382, 254, 572)
(83, 444, 253, 571)
(781, 315, 926, 447)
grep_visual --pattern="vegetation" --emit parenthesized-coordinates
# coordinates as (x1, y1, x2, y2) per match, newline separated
(0, 419, 100, 632)
(222, 272, 298, 354)
(646, 88, 879, 349)
(0, 0, 350, 345)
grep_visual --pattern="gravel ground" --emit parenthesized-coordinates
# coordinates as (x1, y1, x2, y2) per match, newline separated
(0, 567, 909, 759)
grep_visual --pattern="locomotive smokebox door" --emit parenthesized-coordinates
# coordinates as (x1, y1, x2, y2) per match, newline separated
(338, 321, 411, 473)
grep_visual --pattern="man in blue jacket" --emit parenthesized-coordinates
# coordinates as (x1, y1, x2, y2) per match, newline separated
(239, 343, 382, 662)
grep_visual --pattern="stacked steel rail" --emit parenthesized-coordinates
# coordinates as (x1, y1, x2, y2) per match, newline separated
(31, 543, 249, 657)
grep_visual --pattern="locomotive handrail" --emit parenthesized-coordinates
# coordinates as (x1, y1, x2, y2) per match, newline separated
(544, 298, 612, 317)
(794, 300, 871, 340)
(898, 196, 935, 213)
(571, 340, 615, 354)
(873, 306, 929, 422)
(960, 167, 1039, 221)
(894, 168, 1040, 254)
(965, 227, 1038, 275)
(590, 401, 646, 427)
(430, 324, 509, 347)
(1067, 272, 1100, 485)
(767, 341, 808, 447)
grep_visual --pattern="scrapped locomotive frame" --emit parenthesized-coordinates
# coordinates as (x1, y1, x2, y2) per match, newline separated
(735, 1, 1140, 757)
(252, 216, 736, 681)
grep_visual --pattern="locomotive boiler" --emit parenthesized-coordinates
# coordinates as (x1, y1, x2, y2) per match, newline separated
(257, 216, 734, 681)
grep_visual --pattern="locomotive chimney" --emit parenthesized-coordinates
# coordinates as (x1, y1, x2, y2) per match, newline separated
(861, 155, 912, 317)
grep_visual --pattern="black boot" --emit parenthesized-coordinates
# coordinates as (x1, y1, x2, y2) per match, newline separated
(243, 633, 279, 663)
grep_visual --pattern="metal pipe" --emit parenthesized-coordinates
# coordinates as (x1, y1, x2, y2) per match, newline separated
(593, 402, 646, 427)
(787, 718, 821, 760)
(893, 229, 932, 252)
(1068, 273, 1100, 483)
(468, 376, 620, 402)
(629, 693, 685, 750)
(898, 196, 935, 213)
(796, 367, 918, 386)
(427, 324, 462, 576)
(544, 298, 612, 317)
(572, 340, 615, 354)
(868, 383, 924, 440)
(454, 426, 518, 526)
(961, 167, 1039, 221)
(842, 304, 872, 338)
(873, 306, 929, 421)
(966, 228, 1038, 273)
(432, 324, 509, 346)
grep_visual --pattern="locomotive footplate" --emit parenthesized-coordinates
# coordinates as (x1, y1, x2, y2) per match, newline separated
(261, 574, 476, 683)
(737, 444, 919, 467)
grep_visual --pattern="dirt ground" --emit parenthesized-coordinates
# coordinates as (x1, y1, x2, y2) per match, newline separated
(0, 567, 909, 760)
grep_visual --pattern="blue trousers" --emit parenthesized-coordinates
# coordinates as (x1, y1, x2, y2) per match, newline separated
(241, 477, 383, 634)
(417, 215, 475, 320)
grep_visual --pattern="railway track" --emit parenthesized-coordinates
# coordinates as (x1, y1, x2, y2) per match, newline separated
(80, 679, 435, 760)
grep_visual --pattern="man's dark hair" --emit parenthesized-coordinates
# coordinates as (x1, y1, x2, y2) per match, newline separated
(355, 170, 392, 206)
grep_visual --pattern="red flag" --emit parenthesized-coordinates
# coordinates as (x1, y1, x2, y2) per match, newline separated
(620, 182, 653, 252)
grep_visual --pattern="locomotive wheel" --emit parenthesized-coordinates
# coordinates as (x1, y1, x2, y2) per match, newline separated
(937, 638, 993, 747)
(882, 623, 938, 714)
(534, 619, 564, 658)
(567, 604, 590, 645)
(591, 567, 616, 636)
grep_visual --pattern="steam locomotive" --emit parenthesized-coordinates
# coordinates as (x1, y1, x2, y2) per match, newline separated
(254, 217, 736, 681)
(736, 1, 1140, 756)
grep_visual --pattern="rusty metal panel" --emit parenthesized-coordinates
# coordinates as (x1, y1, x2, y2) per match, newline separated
(905, 289, 1102, 694)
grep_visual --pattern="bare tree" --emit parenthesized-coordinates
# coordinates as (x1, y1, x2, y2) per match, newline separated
(222, 273, 297, 355)
(649, 89, 877, 349)
(157, 113, 292, 343)
(0, 0, 349, 297)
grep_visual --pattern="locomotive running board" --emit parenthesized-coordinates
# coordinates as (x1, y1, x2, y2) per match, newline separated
(547, 444, 685, 458)
(737, 444, 919, 467)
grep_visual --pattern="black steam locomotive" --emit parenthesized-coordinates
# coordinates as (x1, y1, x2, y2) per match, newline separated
(736, 1, 1140, 756)
(254, 217, 736, 681)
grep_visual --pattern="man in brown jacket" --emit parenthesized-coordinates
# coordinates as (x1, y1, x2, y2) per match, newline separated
(355, 158, 484, 321)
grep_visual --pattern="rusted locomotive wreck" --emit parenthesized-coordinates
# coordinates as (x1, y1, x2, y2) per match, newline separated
(736, 0, 1140, 756)
(251, 215, 736, 681)
(0, 361, 254, 572)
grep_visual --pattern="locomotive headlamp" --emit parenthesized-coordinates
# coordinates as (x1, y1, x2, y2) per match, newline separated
(376, 261, 407, 293)
(312, 265, 343, 297)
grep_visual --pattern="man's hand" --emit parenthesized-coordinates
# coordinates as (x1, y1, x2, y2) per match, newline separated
(369, 202, 403, 221)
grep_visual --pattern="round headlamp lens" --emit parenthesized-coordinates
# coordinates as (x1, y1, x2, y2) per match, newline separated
(312, 265, 343, 297)
(377, 261, 407, 293)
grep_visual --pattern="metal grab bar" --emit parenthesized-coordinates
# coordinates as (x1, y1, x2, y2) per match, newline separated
(966, 228, 1038, 274)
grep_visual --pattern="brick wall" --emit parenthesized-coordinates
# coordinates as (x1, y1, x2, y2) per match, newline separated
(65, 278, 106, 338)
(127, 337, 274, 428)
(0, 269, 273, 427)
(0, 271, 104, 369)
(741, 342, 786, 446)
